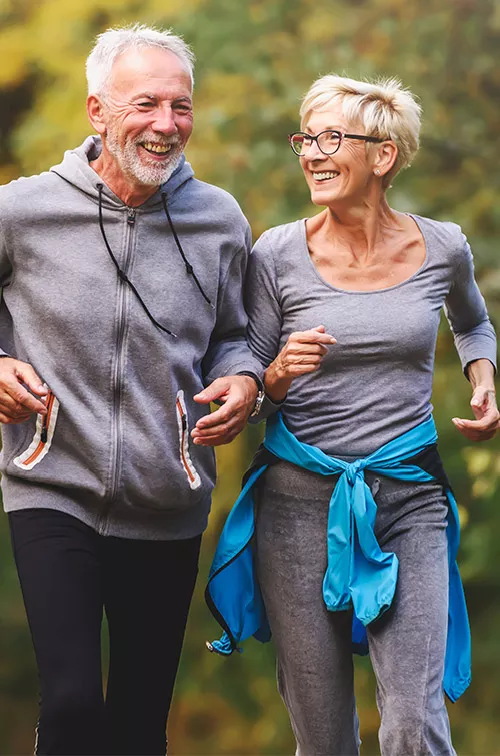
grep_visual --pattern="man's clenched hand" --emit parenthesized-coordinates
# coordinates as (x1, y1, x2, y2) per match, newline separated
(0, 358, 48, 424)
(191, 375, 258, 446)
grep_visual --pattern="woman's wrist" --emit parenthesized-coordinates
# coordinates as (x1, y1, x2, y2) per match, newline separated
(466, 358, 496, 392)
(264, 361, 292, 403)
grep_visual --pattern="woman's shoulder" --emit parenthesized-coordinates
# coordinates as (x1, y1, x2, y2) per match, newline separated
(252, 219, 305, 260)
(409, 213, 466, 250)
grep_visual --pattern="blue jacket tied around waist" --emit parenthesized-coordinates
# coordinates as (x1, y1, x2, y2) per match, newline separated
(206, 413, 471, 703)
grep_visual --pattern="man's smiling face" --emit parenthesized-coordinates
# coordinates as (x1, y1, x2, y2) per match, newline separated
(99, 46, 193, 187)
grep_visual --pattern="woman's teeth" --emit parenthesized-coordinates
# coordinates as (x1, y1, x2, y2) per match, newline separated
(313, 171, 339, 181)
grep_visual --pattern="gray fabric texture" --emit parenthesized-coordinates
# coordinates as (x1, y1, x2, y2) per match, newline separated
(255, 461, 456, 756)
(0, 136, 263, 539)
(246, 216, 497, 456)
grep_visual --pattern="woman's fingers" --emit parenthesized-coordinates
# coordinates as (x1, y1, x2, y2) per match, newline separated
(287, 343, 328, 356)
(290, 328, 336, 346)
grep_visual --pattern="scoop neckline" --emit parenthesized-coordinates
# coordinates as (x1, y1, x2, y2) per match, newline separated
(299, 213, 429, 295)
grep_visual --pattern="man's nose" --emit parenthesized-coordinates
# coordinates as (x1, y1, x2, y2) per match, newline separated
(152, 105, 177, 134)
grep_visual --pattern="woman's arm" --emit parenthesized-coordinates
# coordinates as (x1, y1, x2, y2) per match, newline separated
(453, 358, 499, 441)
(245, 234, 335, 415)
(445, 235, 499, 441)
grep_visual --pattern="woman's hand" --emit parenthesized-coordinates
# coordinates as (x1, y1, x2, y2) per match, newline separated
(452, 386, 499, 441)
(452, 359, 499, 441)
(264, 325, 336, 402)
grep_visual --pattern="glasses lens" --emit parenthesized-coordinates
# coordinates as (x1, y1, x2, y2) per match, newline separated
(290, 134, 312, 156)
(317, 131, 341, 155)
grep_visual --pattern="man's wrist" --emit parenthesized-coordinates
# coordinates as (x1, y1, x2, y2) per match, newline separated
(235, 371, 264, 391)
(236, 371, 265, 416)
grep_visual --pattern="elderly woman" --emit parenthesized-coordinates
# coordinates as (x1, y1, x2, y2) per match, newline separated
(205, 76, 498, 755)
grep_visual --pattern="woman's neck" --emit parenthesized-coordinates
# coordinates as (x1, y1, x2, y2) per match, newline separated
(310, 199, 407, 261)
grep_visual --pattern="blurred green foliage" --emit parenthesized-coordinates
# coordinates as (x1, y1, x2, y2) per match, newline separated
(0, 0, 499, 753)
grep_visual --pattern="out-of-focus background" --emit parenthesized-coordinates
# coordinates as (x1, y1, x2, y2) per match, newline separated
(0, 0, 499, 753)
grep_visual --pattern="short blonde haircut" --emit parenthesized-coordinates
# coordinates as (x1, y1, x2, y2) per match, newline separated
(300, 75, 421, 187)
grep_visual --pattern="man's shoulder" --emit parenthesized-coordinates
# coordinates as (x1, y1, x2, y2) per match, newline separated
(0, 170, 61, 216)
(182, 177, 248, 225)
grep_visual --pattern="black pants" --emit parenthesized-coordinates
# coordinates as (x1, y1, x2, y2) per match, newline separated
(9, 508, 201, 756)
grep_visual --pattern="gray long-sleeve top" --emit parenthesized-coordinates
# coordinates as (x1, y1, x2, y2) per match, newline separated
(245, 214, 497, 457)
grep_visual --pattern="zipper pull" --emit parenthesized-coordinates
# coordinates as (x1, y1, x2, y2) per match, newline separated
(127, 208, 136, 226)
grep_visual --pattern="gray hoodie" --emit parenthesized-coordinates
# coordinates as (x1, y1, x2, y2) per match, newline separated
(0, 136, 262, 539)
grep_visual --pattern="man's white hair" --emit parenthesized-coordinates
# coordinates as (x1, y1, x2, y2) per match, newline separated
(300, 75, 422, 187)
(86, 23, 195, 97)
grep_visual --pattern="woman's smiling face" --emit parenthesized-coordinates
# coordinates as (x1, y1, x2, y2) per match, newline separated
(300, 104, 378, 209)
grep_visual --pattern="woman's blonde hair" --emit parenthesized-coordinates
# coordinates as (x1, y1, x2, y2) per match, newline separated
(300, 75, 422, 187)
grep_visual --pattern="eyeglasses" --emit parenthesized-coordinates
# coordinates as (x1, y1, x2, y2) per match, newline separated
(288, 129, 385, 157)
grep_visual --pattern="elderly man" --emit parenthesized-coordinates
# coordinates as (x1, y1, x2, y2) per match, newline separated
(0, 25, 263, 755)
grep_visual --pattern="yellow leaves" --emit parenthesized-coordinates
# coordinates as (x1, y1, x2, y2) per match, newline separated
(299, 8, 345, 44)
(463, 446, 500, 501)
(0, 27, 30, 86)
(143, 0, 207, 22)
(458, 504, 469, 528)
(199, 72, 271, 118)
(465, 448, 495, 477)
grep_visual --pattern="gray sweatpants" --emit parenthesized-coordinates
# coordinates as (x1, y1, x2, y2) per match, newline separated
(255, 461, 456, 756)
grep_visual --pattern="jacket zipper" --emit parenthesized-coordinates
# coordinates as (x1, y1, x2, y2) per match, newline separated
(98, 207, 136, 534)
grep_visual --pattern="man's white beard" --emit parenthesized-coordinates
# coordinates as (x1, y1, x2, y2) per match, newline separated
(105, 126, 183, 187)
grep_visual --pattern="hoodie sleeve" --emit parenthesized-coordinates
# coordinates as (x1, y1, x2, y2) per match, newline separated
(0, 211, 13, 358)
(244, 231, 286, 421)
(444, 233, 497, 374)
(201, 227, 263, 386)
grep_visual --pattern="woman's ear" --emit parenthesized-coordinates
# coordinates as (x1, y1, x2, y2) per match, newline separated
(373, 140, 398, 178)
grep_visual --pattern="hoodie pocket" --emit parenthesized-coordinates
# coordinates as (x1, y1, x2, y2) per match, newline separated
(175, 390, 201, 490)
(13, 390, 60, 470)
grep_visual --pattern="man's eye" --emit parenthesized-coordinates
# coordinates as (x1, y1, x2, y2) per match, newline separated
(137, 102, 154, 108)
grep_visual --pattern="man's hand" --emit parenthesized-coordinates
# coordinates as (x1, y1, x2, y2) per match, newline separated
(452, 386, 500, 441)
(191, 375, 258, 446)
(0, 358, 48, 424)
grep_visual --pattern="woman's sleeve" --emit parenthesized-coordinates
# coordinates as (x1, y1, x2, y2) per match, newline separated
(244, 233, 286, 420)
(444, 234, 497, 375)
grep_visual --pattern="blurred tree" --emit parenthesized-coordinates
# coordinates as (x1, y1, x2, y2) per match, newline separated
(0, 0, 499, 753)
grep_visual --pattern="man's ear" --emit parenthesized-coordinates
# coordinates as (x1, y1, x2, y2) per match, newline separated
(373, 140, 398, 179)
(87, 94, 107, 136)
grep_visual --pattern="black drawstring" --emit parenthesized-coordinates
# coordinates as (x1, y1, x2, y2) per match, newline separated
(161, 192, 215, 309)
(97, 184, 178, 338)
(96, 184, 215, 339)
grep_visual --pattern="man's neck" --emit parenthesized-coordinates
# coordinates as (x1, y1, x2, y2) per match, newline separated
(90, 152, 159, 208)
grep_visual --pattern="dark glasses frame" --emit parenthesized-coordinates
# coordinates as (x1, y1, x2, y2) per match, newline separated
(288, 129, 385, 156)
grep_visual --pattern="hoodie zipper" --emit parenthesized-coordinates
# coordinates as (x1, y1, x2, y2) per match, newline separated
(98, 207, 136, 534)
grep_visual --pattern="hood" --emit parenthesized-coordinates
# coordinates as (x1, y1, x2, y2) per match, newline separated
(49, 135, 195, 211)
